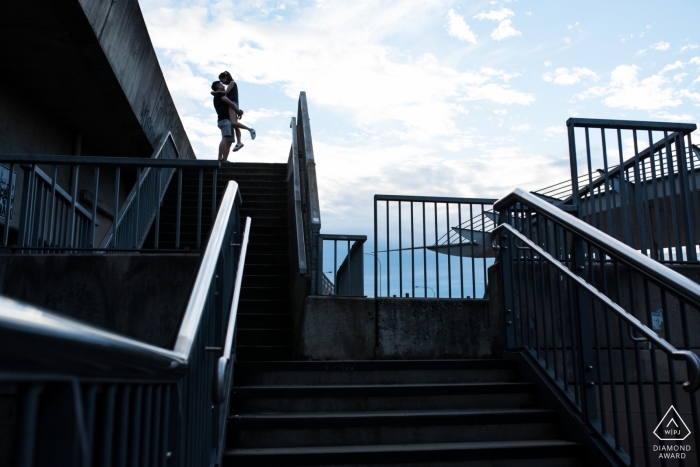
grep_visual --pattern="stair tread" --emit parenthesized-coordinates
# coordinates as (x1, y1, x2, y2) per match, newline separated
(226, 439, 581, 456)
(234, 359, 516, 372)
(230, 408, 555, 422)
(233, 382, 534, 398)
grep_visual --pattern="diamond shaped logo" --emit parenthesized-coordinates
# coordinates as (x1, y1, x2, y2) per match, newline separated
(654, 406, 691, 441)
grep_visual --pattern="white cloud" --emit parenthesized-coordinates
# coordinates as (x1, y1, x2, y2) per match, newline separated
(524, 11, 532, 16)
(474, 8, 514, 22)
(563, 37, 572, 44)
(491, 19, 521, 41)
(474, 7, 520, 41)
(544, 61, 552, 66)
(545, 126, 566, 136)
(511, 124, 531, 131)
(543, 67, 599, 85)
(681, 44, 699, 52)
(446, 9, 477, 44)
(650, 111, 693, 122)
(650, 41, 670, 51)
(244, 108, 295, 124)
(574, 64, 683, 111)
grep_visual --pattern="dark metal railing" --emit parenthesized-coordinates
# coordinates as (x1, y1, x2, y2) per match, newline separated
(0, 181, 245, 467)
(374, 194, 497, 298)
(318, 234, 366, 296)
(99, 132, 179, 249)
(0, 152, 220, 252)
(565, 118, 698, 264)
(494, 187, 700, 467)
(295, 92, 322, 293)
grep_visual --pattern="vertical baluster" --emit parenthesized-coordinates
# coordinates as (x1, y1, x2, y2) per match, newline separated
(197, 169, 203, 250)
(154, 168, 161, 249)
(663, 132, 683, 261)
(134, 168, 142, 249)
(333, 239, 337, 295)
(399, 201, 403, 296)
(69, 165, 80, 249)
(458, 203, 463, 298)
(470, 204, 476, 298)
(386, 200, 390, 297)
(91, 167, 100, 248)
(17, 384, 42, 467)
(2, 163, 14, 245)
(441, 203, 449, 298)
(423, 202, 427, 297)
(434, 202, 439, 297)
(411, 201, 415, 297)
(100, 385, 117, 467)
(176, 169, 182, 249)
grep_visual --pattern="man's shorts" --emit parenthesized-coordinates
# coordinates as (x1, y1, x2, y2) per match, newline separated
(218, 119, 232, 139)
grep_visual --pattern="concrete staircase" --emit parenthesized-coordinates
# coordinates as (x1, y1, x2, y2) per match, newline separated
(144, 162, 293, 360)
(224, 163, 293, 361)
(224, 360, 585, 466)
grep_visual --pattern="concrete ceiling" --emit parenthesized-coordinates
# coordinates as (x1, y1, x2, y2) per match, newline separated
(0, 0, 154, 157)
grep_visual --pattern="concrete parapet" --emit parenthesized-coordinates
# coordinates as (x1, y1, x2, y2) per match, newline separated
(295, 296, 495, 360)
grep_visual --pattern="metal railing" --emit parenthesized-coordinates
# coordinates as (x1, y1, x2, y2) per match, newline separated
(565, 118, 698, 263)
(0, 154, 220, 252)
(16, 163, 98, 250)
(0, 180, 245, 467)
(494, 187, 700, 466)
(374, 194, 497, 298)
(318, 234, 366, 296)
(99, 132, 179, 249)
(295, 92, 322, 293)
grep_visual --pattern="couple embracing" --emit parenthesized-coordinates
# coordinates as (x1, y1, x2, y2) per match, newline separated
(212, 71, 256, 161)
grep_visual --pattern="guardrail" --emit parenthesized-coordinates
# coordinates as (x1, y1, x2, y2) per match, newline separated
(318, 234, 366, 296)
(494, 187, 700, 466)
(0, 153, 221, 252)
(374, 194, 497, 298)
(565, 118, 698, 263)
(0, 180, 244, 466)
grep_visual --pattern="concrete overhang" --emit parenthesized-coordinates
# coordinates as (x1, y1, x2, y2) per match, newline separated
(0, 0, 195, 159)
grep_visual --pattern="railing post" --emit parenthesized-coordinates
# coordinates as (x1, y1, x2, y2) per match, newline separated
(18, 165, 34, 247)
(676, 133, 697, 260)
(572, 234, 598, 424)
(316, 234, 323, 294)
(566, 119, 580, 203)
(497, 212, 516, 349)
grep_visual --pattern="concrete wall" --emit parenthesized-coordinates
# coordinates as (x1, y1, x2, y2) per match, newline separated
(78, 0, 195, 160)
(0, 253, 200, 348)
(295, 296, 495, 360)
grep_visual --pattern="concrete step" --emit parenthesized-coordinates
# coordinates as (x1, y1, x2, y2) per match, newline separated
(228, 408, 559, 449)
(241, 275, 289, 288)
(223, 440, 584, 466)
(237, 313, 291, 329)
(236, 345, 293, 361)
(236, 328, 292, 346)
(246, 243, 289, 255)
(240, 286, 290, 301)
(238, 299, 291, 313)
(232, 383, 535, 413)
(233, 360, 517, 386)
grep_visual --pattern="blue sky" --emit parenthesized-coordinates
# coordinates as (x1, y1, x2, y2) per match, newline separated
(139, 0, 700, 240)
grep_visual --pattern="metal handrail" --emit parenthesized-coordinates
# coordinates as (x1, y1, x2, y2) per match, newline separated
(99, 132, 178, 248)
(0, 180, 243, 374)
(174, 181, 241, 357)
(0, 294, 184, 377)
(289, 117, 307, 274)
(494, 187, 700, 307)
(492, 222, 700, 392)
(214, 216, 251, 404)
